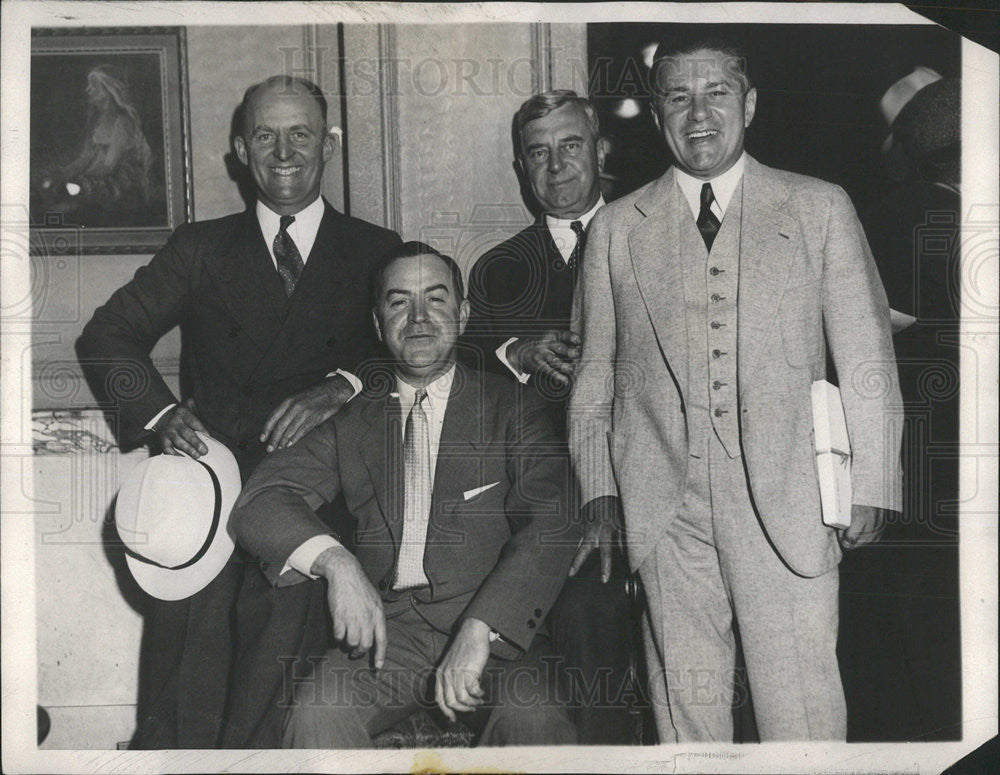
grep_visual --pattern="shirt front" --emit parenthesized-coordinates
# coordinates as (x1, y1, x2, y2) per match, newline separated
(544, 195, 606, 260)
(674, 152, 746, 222)
(285, 365, 456, 578)
(256, 195, 325, 268)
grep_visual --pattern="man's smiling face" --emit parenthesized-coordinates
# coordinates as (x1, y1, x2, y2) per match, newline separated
(234, 82, 334, 215)
(651, 48, 757, 180)
(373, 253, 470, 387)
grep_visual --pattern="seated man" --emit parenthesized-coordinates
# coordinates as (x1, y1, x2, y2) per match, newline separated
(231, 241, 580, 747)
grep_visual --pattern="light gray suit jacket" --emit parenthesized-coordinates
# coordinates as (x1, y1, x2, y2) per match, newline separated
(569, 156, 902, 578)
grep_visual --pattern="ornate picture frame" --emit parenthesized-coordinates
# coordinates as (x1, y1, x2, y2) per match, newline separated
(29, 27, 193, 254)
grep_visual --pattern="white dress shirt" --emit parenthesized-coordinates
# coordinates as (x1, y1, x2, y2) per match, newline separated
(674, 152, 746, 221)
(497, 196, 605, 383)
(145, 196, 361, 431)
(284, 366, 456, 579)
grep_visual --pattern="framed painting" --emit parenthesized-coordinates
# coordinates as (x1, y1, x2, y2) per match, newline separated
(30, 27, 193, 254)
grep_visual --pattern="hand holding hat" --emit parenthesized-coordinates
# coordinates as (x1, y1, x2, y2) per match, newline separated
(116, 433, 241, 601)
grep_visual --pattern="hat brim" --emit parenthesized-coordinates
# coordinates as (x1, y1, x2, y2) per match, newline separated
(121, 434, 241, 601)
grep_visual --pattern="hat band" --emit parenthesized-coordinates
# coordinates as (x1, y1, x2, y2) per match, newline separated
(124, 458, 223, 571)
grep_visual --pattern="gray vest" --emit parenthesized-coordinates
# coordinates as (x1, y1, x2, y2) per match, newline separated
(680, 179, 743, 459)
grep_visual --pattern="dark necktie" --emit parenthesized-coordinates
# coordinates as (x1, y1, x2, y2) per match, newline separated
(394, 389, 431, 590)
(697, 182, 721, 252)
(273, 215, 304, 297)
(568, 220, 586, 269)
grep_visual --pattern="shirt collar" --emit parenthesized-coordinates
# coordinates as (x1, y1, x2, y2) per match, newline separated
(674, 152, 746, 218)
(545, 195, 605, 231)
(255, 196, 326, 260)
(394, 364, 456, 413)
(545, 196, 605, 260)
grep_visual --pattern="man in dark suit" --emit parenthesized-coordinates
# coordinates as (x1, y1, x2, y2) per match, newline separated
(465, 91, 634, 744)
(76, 75, 400, 748)
(233, 242, 580, 747)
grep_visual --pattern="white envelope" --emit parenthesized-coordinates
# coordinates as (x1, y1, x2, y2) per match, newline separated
(463, 482, 500, 501)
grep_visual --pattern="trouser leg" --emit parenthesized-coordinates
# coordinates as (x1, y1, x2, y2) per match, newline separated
(472, 633, 578, 746)
(547, 551, 634, 744)
(282, 606, 440, 749)
(638, 449, 736, 742)
(710, 435, 845, 741)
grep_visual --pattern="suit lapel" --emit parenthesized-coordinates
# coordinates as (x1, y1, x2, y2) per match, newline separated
(738, 157, 799, 395)
(628, 170, 690, 396)
(280, 202, 348, 331)
(202, 209, 287, 351)
(428, 364, 486, 541)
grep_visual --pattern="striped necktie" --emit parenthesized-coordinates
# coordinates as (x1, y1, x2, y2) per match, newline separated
(273, 215, 304, 296)
(393, 389, 432, 590)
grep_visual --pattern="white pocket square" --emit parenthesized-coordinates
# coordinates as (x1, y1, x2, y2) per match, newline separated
(463, 482, 500, 501)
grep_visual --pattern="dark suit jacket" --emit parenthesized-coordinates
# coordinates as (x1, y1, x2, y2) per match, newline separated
(463, 220, 578, 420)
(77, 199, 401, 477)
(76, 199, 400, 747)
(233, 363, 580, 656)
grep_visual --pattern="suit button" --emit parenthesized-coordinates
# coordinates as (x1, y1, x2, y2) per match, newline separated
(237, 440, 248, 450)
(712, 349, 722, 359)
(709, 267, 721, 276)
(242, 385, 254, 396)
(534, 608, 542, 617)
(326, 337, 337, 348)
(228, 326, 240, 338)
(527, 619, 536, 629)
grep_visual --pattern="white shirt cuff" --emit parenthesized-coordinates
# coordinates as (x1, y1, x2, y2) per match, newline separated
(497, 337, 530, 384)
(330, 369, 363, 400)
(281, 534, 342, 579)
(145, 403, 177, 431)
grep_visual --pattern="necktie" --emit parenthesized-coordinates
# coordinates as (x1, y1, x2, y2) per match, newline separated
(568, 220, 586, 269)
(697, 182, 721, 252)
(394, 389, 431, 590)
(273, 215, 304, 296)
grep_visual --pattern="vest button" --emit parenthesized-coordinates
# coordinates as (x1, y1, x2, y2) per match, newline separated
(711, 321, 722, 329)
(709, 267, 721, 276)
(712, 349, 722, 358)
(712, 380, 724, 390)
(714, 407, 727, 417)
(710, 293, 723, 302)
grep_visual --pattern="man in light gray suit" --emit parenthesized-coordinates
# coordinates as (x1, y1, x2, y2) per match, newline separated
(568, 34, 902, 742)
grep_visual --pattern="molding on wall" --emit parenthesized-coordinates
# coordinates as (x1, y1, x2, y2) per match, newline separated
(377, 24, 403, 234)
(531, 23, 552, 93)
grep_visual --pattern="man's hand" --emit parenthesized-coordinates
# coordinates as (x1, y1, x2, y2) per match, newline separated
(839, 504, 891, 550)
(155, 397, 209, 458)
(261, 374, 354, 453)
(313, 545, 387, 669)
(508, 330, 581, 386)
(434, 617, 491, 722)
(569, 495, 623, 583)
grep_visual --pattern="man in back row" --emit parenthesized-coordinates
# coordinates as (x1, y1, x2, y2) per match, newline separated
(569, 35, 902, 741)
(465, 90, 635, 744)
(78, 75, 400, 747)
